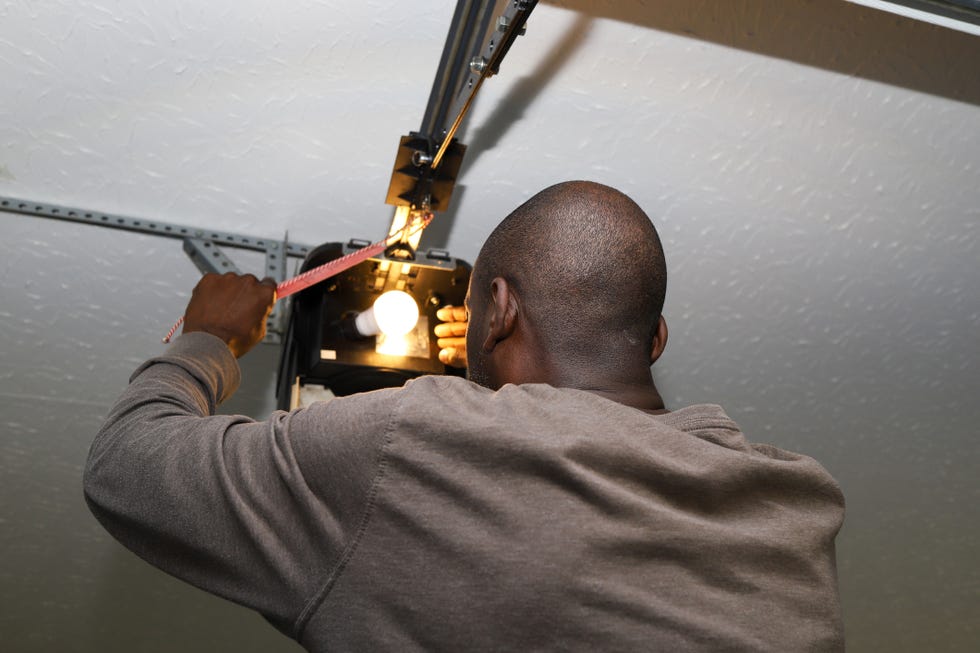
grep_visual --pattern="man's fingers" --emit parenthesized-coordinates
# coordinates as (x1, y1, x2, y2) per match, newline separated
(438, 346, 467, 368)
(435, 305, 467, 369)
(438, 348, 456, 365)
(436, 305, 467, 322)
(436, 336, 466, 350)
(260, 276, 278, 298)
(434, 322, 467, 338)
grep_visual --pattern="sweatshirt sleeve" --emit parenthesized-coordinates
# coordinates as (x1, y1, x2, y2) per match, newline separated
(83, 332, 398, 638)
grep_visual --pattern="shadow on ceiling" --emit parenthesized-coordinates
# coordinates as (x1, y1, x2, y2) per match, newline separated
(543, 0, 980, 106)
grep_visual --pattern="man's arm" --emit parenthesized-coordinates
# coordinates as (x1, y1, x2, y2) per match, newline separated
(83, 274, 392, 637)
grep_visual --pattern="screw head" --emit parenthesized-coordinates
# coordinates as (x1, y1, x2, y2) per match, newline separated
(469, 56, 487, 74)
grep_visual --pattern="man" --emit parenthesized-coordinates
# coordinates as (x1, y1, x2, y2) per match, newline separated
(84, 181, 845, 651)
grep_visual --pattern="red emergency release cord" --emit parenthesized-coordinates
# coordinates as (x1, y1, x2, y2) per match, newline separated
(162, 213, 434, 344)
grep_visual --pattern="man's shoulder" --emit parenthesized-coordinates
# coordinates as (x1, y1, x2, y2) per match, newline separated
(402, 373, 486, 395)
(397, 378, 735, 431)
(307, 375, 492, 427)
(392, 378, 685, 447)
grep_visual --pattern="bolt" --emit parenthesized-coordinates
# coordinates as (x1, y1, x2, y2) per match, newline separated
(470, 56, 487, 74)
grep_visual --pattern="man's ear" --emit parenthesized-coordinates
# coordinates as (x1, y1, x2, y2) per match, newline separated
(650, 315, 668, 365)
(481, 277, 519, 354)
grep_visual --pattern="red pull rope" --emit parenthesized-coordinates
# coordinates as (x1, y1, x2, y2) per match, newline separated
(162, 213, 433, 344)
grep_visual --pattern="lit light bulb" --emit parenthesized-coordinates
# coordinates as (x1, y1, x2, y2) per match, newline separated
(354, 290, 420, 337)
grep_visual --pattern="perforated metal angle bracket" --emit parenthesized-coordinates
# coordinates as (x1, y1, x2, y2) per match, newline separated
(1, 195, 315, 344)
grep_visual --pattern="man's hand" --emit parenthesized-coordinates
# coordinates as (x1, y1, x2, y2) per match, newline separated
(435, 305, 468, 368)
(183, 273, 277, 358)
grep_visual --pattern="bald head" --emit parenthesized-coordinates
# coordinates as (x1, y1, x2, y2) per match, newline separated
(467, 181, 667, 390)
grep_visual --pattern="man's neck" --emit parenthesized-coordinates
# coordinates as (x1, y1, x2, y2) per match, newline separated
(498, 344, 667, 413)
(578, 383, 668, 414)
(543, 365, 668, 414)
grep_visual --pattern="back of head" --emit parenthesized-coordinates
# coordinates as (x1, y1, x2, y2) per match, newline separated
(474, 180, 667, 366)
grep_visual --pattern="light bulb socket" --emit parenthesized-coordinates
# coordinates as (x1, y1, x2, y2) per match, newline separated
(353, 307, 381, 337)
(339, 310, 376, 340)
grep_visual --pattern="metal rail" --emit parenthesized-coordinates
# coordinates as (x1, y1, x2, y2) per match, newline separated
(431, 0, 538, 171)
(384, 0, 537, 220)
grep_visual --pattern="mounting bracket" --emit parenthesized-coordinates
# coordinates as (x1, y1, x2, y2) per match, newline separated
(1, 195, 314, 343)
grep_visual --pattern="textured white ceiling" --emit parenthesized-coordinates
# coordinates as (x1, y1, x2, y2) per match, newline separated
(1, 1, 978, 651)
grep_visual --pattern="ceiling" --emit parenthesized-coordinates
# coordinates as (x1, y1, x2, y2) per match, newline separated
(1, 2, 978, 651)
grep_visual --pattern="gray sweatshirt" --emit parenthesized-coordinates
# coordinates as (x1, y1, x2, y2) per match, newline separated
(84, 332, 845, 651)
